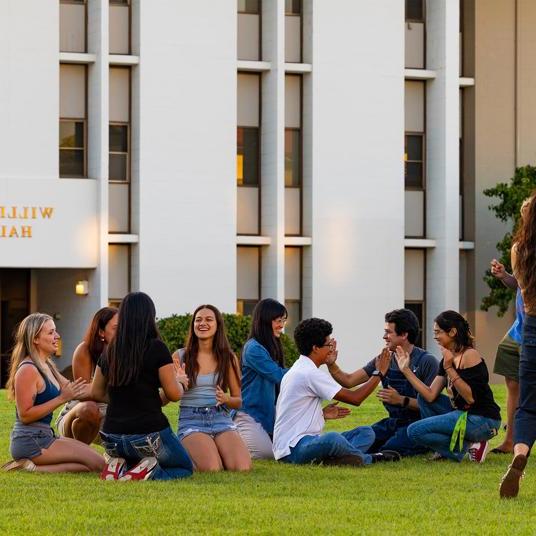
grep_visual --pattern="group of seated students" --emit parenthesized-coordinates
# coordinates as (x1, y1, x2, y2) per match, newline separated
(1, 292, 501, 480)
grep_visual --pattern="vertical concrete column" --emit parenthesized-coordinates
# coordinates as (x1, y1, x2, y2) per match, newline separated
(87, 0, 109, 306)
(301, 0, 313, 319)
(425, 0, 460, 333)
(260, 0, 285, 303)
(130, 0, 140, 290)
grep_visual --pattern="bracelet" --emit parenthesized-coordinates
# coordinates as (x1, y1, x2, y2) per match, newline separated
(444, 367, 453, 371)
(451, 376, 461, 385)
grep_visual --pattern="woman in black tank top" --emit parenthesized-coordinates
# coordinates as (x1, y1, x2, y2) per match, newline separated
(395, 310, 501, 463)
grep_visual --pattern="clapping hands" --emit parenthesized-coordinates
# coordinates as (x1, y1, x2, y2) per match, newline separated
(172, 358, 189, 390)
(323, 401, 351, 420)
(215, 385, 230, 406)
(439, 346, 455, 368)
(325, 339, 338, 366)
(490, 259, 507, 280)
(394, 346, 411, 372)
(60, 377, 88, 402)
(375, 347, 391, 375)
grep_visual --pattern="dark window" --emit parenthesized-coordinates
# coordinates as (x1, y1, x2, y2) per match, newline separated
(237, 299, 258, 317)
(404, 301, 424, 347)
(59, 120, 85, 177)
(285, 129, 301, 187)
(405, 134, 424, 189)
(406, 0, 424, 22)
(237, 127, 259, 186)
(285, 0, 301, 15)
(109, 124, 129, 181)
(238, 0, 259, 14)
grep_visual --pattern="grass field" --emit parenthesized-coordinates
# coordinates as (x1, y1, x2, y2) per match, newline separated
(0, 385, 535, 535)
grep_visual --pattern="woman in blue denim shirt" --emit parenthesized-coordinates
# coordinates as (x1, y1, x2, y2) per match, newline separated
(396, 310, 501, 463)
(91, 292, 193, 481)
(234, 299, 289, 459)
(174, 304, 251, 472)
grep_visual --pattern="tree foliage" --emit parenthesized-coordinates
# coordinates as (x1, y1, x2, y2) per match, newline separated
(481, 165, 536, 315)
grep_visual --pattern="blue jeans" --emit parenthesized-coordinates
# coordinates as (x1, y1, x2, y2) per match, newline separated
(407, 395, 500, 462)
(514, 315, 536, 447)
(280, 426, 375, 465)
(367, 417, 428, 457)
(100, 426, 193, 480)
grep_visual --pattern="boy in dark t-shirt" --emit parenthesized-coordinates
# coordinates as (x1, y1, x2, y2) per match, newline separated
(327, 309, 438, 456)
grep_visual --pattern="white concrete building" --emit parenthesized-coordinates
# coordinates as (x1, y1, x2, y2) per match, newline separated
(0, 0, 529, 381)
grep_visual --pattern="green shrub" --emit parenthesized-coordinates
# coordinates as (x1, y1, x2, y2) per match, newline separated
(157, 313, 299, 366)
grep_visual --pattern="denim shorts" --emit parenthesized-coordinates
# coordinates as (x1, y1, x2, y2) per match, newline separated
(10, 422, 56, 460)
(178, 406, 237, 442)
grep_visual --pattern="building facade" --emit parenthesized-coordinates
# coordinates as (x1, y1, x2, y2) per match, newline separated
(0, 0, 531, 382)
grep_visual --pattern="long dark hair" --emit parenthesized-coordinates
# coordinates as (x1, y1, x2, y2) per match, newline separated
(514, 192, 536, 310)
(183, 304, 239, 390)
(84, 307, 118, 367)
(248, 299, 287, 367)
(106, 292, 160, 386)
(434, 310, 474, 353)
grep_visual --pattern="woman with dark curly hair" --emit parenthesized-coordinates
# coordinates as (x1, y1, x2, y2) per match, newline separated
(396, 310, 501, 463)
(500, 193, 536, 498)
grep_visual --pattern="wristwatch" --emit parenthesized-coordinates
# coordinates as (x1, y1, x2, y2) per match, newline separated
(371, 370, 385, 380)
(402, 396, 410, 408)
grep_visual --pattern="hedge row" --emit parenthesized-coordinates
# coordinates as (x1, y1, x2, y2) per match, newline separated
(157, 313, 300, 367)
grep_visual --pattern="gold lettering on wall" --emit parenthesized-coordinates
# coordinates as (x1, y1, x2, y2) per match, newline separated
(0, 206, 54, 239)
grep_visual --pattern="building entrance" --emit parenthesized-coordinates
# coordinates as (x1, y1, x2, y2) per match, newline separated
(0, 269, 30, 387)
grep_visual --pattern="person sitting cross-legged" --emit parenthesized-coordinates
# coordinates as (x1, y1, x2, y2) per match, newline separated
(327, 309, 438, 457)
(272, 317, 401, 467)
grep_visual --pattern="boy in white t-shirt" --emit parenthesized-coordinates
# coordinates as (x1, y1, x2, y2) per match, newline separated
(273, 318, 402, 466)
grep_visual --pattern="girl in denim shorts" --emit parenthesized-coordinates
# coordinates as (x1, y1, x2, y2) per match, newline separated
(3, 313, 104, 474)
(174, 305, 251, 472)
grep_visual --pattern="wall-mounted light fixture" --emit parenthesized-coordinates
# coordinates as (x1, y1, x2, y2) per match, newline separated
(75, 280, 89, 296)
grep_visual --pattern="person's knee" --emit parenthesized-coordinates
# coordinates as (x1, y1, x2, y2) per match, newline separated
(195, 458, 224, 472)
(76, 402, 101, 425)
(323, 432, 343, 445)
(406, 422, 419, 442)
(89, 454, 105, 472)
(361, 426, 376, 443)
(226, 457, 252, 472)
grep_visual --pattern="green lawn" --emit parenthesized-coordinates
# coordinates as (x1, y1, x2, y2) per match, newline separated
(0, 386, 534, 535)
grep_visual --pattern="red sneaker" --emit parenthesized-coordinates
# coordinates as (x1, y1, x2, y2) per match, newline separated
(100, 457, 126, 480)
(119, 457, 157, 481)
(468, 441, 490, 463)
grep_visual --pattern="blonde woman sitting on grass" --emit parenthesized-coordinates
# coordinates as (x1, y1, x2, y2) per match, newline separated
(2, 313, 105, 473)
